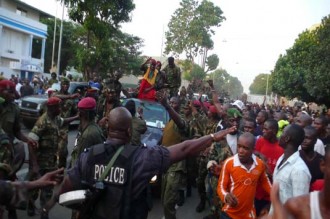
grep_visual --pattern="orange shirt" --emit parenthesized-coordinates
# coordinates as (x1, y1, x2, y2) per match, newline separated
(217, 154, 271, 219)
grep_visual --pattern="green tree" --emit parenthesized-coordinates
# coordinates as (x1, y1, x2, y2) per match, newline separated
(211, 69, 243, 99)
(272, 15, 330, 106)
(164, 0, 225, 64)
(58, 0, 142, 79)
(40, 18, 84, 74)
(249, 73, 272, 95)
(182, 63, 205, 81)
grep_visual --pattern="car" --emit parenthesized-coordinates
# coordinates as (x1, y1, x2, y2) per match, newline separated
(121, 98, 169, 195)
(19, 82, 89, 129)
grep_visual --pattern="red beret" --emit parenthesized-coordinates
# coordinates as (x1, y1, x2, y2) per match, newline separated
(0, 80, 15, 90)
(78, 97, 96, 110)
(47, 97, 62, 106)
(193, 100, 201, 107)
(150, 59, 157, 66)
(209, 105, 218, 114)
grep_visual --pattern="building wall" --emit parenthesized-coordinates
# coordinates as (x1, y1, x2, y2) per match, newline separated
(0, 0, 48, 79)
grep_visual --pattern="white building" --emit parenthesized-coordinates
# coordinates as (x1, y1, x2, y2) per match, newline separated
(0, 0, 51, 81)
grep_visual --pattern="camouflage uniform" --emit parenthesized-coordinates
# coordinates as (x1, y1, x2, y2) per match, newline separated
(28, 112, 63, 207)
(0, 101, 22, 173)
(195, 118, 217, 212)
(55, 81, 77, 168)
(0, 180, 28, 218)
(0, 129, 11, 166)
(207, 139, 233, 215)
(71, 122, 105, 166)
(161, 119, 189, 219)
(163, 64, 181, 97)
(130, 117, 147, 146)
(184, 112, 207, 198)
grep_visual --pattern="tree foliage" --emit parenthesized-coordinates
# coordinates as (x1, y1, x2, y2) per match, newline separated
(182, 63, 206, 81)
(58, 0, 142, 79)
(40, 18, 84, 74)
(249, 73, 272, 95)
(164, 0, 225, 63)
(272, 15, 330, 106)
(211, 69, 243, 99)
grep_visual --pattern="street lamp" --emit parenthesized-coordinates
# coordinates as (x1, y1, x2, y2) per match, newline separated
(261, 73, 270, 104)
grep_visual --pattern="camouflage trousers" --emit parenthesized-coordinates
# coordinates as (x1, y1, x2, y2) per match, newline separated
(207, 174, 223, 215)
(161, 171, 187, 219)
(196, 155, 208, 200)
(28, 168, 56, 208)
(58, 128, 69, 168)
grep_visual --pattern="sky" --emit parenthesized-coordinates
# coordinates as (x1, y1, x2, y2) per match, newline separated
(22, 0, 330, 93)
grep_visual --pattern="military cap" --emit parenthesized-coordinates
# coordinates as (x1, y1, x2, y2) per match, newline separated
(47, 97, 62, 106)
(61, 77, 70, 85)
(227, 108, 242, 119)
(150, 59, 157, 66)
(192, 100, 201, 107)
(0, 80, 15, 90)
(78, 97, 96, 110)
(209, 105, 218, 114)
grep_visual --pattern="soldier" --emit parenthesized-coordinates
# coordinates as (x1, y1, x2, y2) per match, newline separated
(163, 57, 181, 97)
(105, 71, 130, 99)
(0, 80, 36, 185)
(124, 100, 147, 146)
(27, 97, 78, 218)
(97, 85, 122, 137)
(53, 77, 80, 168)
(205, 108, 236, 218)
(48, 72, 58, 86)
(71, 97, 105, 166)
(156, 91, 190, 219)
(0, 168, 63, 219)
(43, 106, 236, 219)
(70, 97, 105, 219)
(196, 105, 228, 216)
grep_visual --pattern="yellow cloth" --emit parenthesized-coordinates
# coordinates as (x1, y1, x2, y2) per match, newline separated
(143, 67, 158, 85)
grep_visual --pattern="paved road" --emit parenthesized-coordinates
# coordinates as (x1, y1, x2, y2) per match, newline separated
(15, 126, 211, 219)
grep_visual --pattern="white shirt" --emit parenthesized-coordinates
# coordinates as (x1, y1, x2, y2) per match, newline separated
(273, 151, 311, 205)
(226, 134, 237, 154)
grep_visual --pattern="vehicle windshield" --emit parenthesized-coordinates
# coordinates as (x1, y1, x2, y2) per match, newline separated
(122, 99, 168, 128)
(136, 101, 167, 128)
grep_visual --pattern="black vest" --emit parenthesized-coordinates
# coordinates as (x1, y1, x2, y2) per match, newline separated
(82, 143, 138, 219)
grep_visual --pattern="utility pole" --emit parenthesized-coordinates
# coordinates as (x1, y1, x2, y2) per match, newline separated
(56, 2, 65, 75)
(51, 1, 57, 71)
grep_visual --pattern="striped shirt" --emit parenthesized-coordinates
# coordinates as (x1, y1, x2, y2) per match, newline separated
(217, 154, 271, 219)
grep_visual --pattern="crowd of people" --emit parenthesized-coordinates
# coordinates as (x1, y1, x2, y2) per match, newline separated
(0, 56, 330, 219)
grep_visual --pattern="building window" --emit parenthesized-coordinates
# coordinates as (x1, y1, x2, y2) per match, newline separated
(16, 8, 27, 17)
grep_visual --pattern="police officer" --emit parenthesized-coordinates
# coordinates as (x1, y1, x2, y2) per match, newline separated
(44, 106, 236, 219)
(27, 97, 78, 217)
